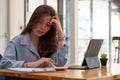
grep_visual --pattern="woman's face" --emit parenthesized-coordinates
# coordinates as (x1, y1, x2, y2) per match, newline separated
(31, 15, 52, 37)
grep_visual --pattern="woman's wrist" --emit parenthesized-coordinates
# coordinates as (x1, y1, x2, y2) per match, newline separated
(23, 62, 28, 68)
(23, 62, 37, 68)
(58, 35, 65, 41)
(57, 32, 65, 41)
(57, 34, 65, 46)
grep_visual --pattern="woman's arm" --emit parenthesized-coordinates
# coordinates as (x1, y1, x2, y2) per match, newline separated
(51, 45, 68, 66)
(0, 42, 25, 68)
(0, 42, 55, 68)
(50, 16, 65, 47)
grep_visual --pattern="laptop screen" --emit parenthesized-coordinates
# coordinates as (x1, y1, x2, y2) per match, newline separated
(68, 39, 103, 69)
(81, 39, 103, 68)
(84, 39, 103, 58)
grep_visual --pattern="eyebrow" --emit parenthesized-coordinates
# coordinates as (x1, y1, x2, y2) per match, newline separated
(39, 18, 51, 24)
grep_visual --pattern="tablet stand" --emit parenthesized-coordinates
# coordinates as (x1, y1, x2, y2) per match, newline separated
(82, 56, 100, 69)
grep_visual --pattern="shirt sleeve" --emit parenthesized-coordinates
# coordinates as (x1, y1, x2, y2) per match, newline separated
(0, 41, 25, 69)
(51, 45, 68, 66)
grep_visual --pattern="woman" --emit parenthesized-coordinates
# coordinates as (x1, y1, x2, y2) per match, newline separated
(0, 5, 67, 68)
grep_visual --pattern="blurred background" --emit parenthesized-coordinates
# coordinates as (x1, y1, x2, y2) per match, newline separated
(1, 0, 120, 64)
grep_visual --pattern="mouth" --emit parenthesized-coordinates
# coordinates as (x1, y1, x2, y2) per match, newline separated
(37, 30, 44, 34)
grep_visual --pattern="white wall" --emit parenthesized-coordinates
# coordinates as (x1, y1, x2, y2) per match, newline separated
(69, 0, 78, 64)
(9, 0, 24, 39)
(0, 0, 8, 54)
(0, 0, 24, 54)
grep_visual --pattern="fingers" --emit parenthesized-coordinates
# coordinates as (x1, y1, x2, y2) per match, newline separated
(50, 16, 58, 24)
(50, 18, 57, 25)
(49, 58, 55, 64)
(52, 16, 57, 19)
(38, 58, 55, 68)
(48, 61, 56, 68)
(46, 58, 55, 67)
(48, 59, 56, 67)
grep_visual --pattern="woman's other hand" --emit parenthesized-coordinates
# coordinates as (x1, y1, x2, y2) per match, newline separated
(50, 16, 65, 46)
(50, 16, 63, 34)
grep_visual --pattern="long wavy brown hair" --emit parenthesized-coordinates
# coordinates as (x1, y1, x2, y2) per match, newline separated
(21, 5, 58, 57)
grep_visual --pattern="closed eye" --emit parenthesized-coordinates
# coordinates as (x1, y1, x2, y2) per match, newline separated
(46, 22, 51, 26)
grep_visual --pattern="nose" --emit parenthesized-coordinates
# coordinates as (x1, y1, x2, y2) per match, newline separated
(40, 24, 46, 29)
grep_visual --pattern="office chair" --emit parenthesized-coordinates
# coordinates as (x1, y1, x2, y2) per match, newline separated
(112, 37, 120, 63)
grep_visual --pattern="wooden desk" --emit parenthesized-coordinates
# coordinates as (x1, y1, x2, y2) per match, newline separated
(0, 63, 120, 80)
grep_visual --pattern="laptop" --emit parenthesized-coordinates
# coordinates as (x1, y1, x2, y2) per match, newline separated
(68, 39, 103, 70)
